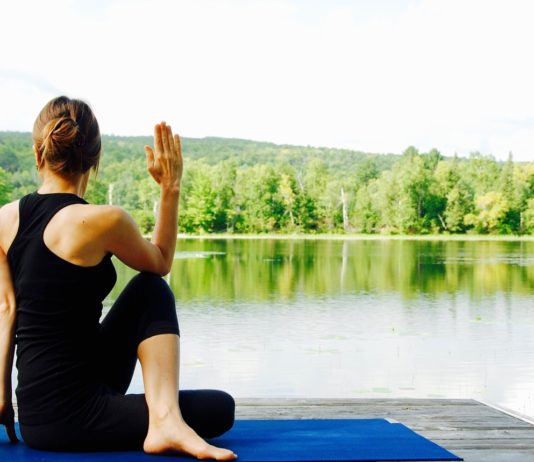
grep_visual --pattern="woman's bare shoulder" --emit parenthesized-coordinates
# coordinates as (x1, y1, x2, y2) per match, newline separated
(0, 200, 19, 218)
(77, 203, 130, 226)
(55, 202, 127, 228)
(0, 200, 20, 254)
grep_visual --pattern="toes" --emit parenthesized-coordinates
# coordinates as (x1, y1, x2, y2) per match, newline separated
(215, 448, 238, 461)
(197, 445, 236, 461)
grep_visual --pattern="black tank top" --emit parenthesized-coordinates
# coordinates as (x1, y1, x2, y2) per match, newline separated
(7, 192, 117, 425)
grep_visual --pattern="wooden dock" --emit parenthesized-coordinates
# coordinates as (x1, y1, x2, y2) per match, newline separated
(235, 398, 534, 462)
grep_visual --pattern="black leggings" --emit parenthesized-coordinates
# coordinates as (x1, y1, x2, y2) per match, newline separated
(20, 272, 235, 451)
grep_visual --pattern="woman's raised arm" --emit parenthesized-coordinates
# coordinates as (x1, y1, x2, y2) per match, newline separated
(104, 122, 182, 275)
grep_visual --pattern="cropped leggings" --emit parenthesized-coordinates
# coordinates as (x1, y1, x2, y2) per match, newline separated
(20, 272, 235, 451)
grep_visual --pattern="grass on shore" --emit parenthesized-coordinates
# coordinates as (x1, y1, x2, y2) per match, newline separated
(175, 233, 534, 242)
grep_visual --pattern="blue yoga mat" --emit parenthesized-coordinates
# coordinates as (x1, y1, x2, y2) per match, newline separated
(0, 419, 462, 461)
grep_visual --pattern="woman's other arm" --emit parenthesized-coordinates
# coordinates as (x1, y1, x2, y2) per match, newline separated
(0, 240, 18, 442)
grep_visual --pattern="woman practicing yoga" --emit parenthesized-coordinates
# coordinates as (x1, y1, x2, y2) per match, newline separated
(0, 96, 237, 459)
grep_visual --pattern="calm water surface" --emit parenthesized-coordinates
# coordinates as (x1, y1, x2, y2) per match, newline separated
(106, 239, 534, 419)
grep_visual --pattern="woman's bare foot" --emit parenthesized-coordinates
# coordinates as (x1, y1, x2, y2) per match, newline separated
(144, 410, 237, 460)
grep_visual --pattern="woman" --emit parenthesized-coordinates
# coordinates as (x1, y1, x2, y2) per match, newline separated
(0, 96, 236, 460)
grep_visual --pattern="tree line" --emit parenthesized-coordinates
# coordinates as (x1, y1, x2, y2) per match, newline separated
(1, 132, 533, 235)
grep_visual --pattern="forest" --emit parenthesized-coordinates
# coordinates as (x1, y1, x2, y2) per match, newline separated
(0, 131, 533, 235)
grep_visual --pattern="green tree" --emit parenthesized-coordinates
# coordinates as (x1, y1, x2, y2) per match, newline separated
(180, 164, 218, 233)
(0, 167, 12, 205)
(423, 148, 443, 171)
(497, 153, 521, 233)
(460, 152, 500, 195)
(515, 163, 534, 233)
(353, 184, 378, 233)
(433, 158, 460, 196)
(234, 165, 284, 233)
(8, 169, 38, 200)
(376, 149, 442, 233)
(444, 181, 474, 232)
(212, 161, 237, 232)
(84, 177, 108, 205)
(0, 145, 20, 171)
(464, 192, 510, 234)
(302, 159, 330, 231)
(373, 170, 402, 233)
(522, 198, 534, 234)
(279, 172, 297, 230)
(354, 158, 379, 187)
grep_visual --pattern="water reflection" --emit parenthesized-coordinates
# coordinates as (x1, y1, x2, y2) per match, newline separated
(111, 239, 534, 301)
(105, 239, 534, 420)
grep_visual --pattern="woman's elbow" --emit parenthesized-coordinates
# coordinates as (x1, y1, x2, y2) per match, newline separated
(152, 258, 172, 277)
(155, 267, 171, 277)
(0, 300, 16, 321)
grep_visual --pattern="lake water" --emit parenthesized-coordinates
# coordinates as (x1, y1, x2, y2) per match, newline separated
(106, 238, 534, 420)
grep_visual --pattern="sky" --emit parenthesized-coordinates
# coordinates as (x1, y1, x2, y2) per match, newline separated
(1, 0, 533, 161)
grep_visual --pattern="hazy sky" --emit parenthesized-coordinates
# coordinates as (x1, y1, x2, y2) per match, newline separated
(1, 0, 533, 160)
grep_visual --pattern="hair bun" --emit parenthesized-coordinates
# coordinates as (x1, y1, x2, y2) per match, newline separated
(41, 116, 84, 173)
(45, 116, 78, 145)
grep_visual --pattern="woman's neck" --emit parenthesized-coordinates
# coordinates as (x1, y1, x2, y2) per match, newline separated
(37, 170, 87, 197)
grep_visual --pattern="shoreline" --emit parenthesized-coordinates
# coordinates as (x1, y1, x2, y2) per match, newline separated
(173, 233, 534, 242)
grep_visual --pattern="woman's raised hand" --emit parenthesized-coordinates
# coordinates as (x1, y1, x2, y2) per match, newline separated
(144, 122, 183, 192)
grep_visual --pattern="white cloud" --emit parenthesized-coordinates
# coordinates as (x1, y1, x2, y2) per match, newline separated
(0, 0, 533, 160)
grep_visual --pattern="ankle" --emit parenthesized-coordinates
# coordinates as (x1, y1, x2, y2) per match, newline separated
(149, 404, 181, 423)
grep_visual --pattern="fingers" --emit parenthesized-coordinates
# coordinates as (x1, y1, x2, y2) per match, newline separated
(144, 145, 155, 169)
(154, 123, 164, 155)
(161, 121, 171, 154)
(6, 423, 18, 443)
(150, 122, 180, 184)
(153, 122, 176, 153)
(167, 126, 175, 155)
(145, 145, 161, 184)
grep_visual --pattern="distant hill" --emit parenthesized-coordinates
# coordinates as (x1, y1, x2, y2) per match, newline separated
(0, 131, 399, 174)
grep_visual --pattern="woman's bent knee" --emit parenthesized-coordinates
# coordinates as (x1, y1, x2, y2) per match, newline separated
(122, 272, 180, 342)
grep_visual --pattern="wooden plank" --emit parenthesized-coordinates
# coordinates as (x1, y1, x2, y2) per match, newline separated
(234, 398, 534, 462)
(453, 449, 534, 462)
